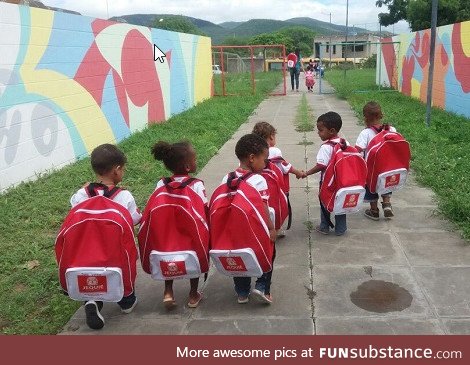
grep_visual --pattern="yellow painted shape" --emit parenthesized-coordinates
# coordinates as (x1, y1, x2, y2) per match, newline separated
(460, 21, 470, 56)
(194, 37, 212, 104)
(410, 79, 421, 99)
(20, 8, 115, 153)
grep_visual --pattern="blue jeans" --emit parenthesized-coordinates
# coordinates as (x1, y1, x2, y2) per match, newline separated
(364, 185, 392, 202)
(234, 246, 276, 296)
(320, 205, 347, 235)
(290, 68, 300, 90)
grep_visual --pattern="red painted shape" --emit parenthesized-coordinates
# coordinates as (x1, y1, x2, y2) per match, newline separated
(401, 55, 415, 96)
(452, 22, 470, 93)
(121, 30, 165, 123)
(91, 19, 114, 37)
(165, 50, 172, 68)
(74, 41, 111, 106)
(381, 37, 397, 88)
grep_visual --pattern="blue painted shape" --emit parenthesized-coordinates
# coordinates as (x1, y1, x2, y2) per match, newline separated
(152, 29, 190, 116)
(37, 12, 95, 78)
(100, 70, 130, 142)
(444, 68, 470, 118)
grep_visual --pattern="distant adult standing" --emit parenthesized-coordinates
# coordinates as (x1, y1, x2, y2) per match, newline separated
(287, 48, 305, 92)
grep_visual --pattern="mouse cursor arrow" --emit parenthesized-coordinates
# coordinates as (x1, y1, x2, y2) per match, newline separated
(154, 44, 166, 63)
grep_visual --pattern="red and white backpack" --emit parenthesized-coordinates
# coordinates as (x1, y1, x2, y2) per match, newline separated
(138, 177, 209, 281)
(209, 172, 274, 277)
(319, 139, 367, 215)
(261, 162, 288, 230)
(366, 125, 411, 195)
(55, 183, 137, 302)
(287, 52, 297, 69)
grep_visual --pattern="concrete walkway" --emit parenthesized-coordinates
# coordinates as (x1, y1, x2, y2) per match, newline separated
(61, 79, 470, 335)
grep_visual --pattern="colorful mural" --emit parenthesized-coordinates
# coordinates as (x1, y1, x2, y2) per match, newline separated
(378, 20, 470, 119)
(0, 2, 212, 192)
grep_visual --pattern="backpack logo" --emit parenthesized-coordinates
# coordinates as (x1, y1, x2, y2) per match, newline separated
(342, 193, 360, 208)
(78, 275, 107, 293)
(287, 60, 295, 68)
(160, 260, 187, 277)
(385, 174, 400, 188)
(219, 256, 247, 272)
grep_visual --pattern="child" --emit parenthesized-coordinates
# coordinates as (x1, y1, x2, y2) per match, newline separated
(355, 101, 396, 220)
(69, 143, 141, 330)
(303, 112, 348, 236)
(252, 122, 304, 237)
(305, 65, 315, 92)
(221, 134, 276, 304)
(152, 140, 207, 309)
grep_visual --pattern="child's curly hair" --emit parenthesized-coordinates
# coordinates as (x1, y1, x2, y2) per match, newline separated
(252, 122, 276, 141)
(151, 140, 193, 173)
(235, 134, 268, 160)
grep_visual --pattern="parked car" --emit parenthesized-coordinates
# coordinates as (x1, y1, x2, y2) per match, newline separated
(212, 65, 222, 74)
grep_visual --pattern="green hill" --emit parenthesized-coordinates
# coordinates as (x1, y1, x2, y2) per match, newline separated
(109, 14, 377, 44)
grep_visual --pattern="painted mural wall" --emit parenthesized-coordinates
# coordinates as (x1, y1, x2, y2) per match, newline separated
(378, 20, 470, 119)
(0, 2, 212, 192)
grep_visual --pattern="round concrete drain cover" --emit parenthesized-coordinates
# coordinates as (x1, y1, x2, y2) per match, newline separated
(350, 280, 413, 313)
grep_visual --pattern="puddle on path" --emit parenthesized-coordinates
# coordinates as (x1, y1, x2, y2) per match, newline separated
(350, 280, 413, 313)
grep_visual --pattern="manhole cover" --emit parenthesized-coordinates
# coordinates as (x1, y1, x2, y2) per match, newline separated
(350, 280, 413, 313)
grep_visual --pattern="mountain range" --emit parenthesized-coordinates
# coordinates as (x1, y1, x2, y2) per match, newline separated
(109, 14, 386, 44)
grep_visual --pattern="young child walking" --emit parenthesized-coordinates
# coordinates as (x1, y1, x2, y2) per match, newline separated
(68, 143, 141, 329)
(305, 65, 315, 92)
(355, 101, 396, 220)
(303, 112, 348, 236)
(220, 134, 276, 304)
(252, 121, 304, 236)
(151, 141, 208, 309)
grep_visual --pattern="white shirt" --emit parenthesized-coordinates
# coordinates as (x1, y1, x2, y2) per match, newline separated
(269, 147, 292, 175)
(155, 175, 208, 205)
(316, 137, 350, 168)
(355, 126, 397, 151)
(71, 187, 142, 225)
(221, 168, 269, 202)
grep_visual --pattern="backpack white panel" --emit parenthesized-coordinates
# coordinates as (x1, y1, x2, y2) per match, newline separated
(376, 168, 408, 195)
(209, 248, 263, 277)
(149, 250, 201, 280)
(333, 186, 366, 215)
(65, 267, 124, 302)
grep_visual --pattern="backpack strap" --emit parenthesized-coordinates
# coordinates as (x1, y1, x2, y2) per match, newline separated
(86, 183, 121, 199)
(163, 177, 197, 190)
(370, 124, 390, 134)
(226, 171, 252, 190)
(325, 138, 347, 151)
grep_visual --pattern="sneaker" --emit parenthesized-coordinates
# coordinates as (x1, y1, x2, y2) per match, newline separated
(85, 301, 104, 330)
(382, 203, 394, 219)
(237, 295, 249, 304)
(251, 289, 273, 304)
(314, 225, 329, 235)
(364, 209, 380, 221)
(120, 297, 138, 314)
(277, 229, 286, 238)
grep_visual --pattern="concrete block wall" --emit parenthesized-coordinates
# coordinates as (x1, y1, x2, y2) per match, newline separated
(0, 2, 212, 192)
(378, 20, 470, 119)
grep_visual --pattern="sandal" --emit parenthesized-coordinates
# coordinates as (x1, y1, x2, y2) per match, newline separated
(163, 295, 176, 309)
(364, 209, 380, 221)
(187, 292, 203, 308)
(382, 202, 394, 219)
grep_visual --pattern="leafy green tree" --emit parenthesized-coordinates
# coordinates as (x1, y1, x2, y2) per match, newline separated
(376, 0, 470, 31)
(154, 16, 206, 36)
(248, 26, 316, 57)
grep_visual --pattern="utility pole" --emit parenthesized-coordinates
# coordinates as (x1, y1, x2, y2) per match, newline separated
(344, 0, 349, 78)
(329, 12, 332, 68)
(425, 0, 438, 127)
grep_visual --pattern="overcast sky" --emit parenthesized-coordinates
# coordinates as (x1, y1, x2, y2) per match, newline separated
(47, 0, 410, 34)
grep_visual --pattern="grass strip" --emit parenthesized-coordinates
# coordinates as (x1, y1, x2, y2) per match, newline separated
(295, 94, 315, 132)
(0, 71, 283, 334)
(325, 69, 470, 239)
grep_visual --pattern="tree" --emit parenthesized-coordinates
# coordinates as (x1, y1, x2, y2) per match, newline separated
(154, 16, 206, 36)
(376, 0, 470, 31)
(248, 26, 316, 57)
